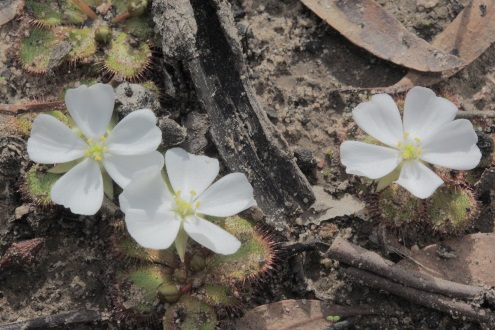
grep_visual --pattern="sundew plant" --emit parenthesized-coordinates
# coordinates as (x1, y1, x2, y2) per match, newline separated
(24, 84, 264, 330)
(340, 86, 481, 198)
(27, 83, 163, 215)
(26, 83, 257, 259)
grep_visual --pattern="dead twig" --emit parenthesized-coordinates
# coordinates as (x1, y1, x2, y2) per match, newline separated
(71, 0, 98, 20)
(0, 310, 102, 330)
(326, 237, 484, 300)
(341, 267, 495, 325)
(0, 100, 65, 116)
(456, 110, 495, 119)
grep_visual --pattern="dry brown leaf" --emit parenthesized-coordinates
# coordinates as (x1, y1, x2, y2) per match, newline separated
(392, 0, 495, 91)
(236, 299, 376, 330)
(299, 0, 464, 72)
(0, 0, 23, 26)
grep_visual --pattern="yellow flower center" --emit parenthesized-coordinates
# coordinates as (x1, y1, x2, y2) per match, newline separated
(398, 132, 422, 160)
(84, 136, 108, 161)
(174, 190, 200, 217)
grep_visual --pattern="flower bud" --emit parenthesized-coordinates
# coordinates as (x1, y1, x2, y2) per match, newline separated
(157, 283, 180, 303)
(190, 254, 206, 272)
(173, 268, 188, 284)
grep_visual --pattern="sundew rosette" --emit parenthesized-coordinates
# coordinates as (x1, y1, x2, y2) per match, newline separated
(119, 148, 257, 261)
(27, 84, 163, 215)
(340, 87, 481, 198)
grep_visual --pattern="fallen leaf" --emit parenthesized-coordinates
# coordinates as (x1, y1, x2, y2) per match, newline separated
(299, 0, 464, 72)
(0, 0, 23, 26)
(398, 233, 495, 287)
(388, 0, 495, 91)
(237, 299, 376, 330)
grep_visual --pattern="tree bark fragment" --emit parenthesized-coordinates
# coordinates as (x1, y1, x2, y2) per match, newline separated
(153, 0, 315, 229)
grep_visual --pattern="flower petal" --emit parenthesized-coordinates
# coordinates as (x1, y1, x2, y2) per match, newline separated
(125, 209, 181, 250)
(27, 114, 87, 164)
(395, 160, 443, 199)
(195, 173, 256, 217)
(403, 86, 457, 141)
(50, 158, 103, 215)
(106, 109, 162, 155)
(103, 151, 164, 188)
(165, 148, 219, 199)
(353, 94, 403, 147)
(119, 167, 172, 215)
(65, 84, 114, 138)
(340, 141, 402, 179)
(420, 119, 481, 170)
(184, 215, 241, 254)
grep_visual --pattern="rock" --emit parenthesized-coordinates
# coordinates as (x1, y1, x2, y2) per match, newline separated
(294, 147, 316, 172)
(179, 112, 210, 153)
(158, 118, 187, 148)
(416, 0, 439, 10)
(114, 83, 162, 120)
(476, 131, 494, 167)
(14, 204, 33, 220)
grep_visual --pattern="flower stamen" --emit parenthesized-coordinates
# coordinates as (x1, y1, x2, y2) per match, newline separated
(84, 137, 107, 162)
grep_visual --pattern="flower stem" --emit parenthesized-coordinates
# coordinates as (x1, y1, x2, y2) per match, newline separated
(71, 0, 98, 20)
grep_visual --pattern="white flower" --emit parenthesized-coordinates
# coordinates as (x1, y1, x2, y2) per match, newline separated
(340, 86, 481, 198)
(27, 83, 163, 215)
(119, 147, 257, 260)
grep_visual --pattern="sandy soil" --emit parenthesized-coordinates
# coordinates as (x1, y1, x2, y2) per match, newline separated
(0, 0, 494, 329)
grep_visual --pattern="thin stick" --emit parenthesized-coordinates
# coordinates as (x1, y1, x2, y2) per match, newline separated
(456, 110, 495, 119)
(342, 267, 495, 325)
(327, 237, 484, 300)
(0, 100, 65, 115)
(72, 0, 98, 20)
(101, 0, 112, 15)
(112, 12, 130, 23)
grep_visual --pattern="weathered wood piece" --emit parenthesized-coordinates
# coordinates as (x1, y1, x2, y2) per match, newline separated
(327, 237, 485, 300)
(153, 0, 315, 229)
(328, 238, 495, 325)
(342, 267, 495, 325)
